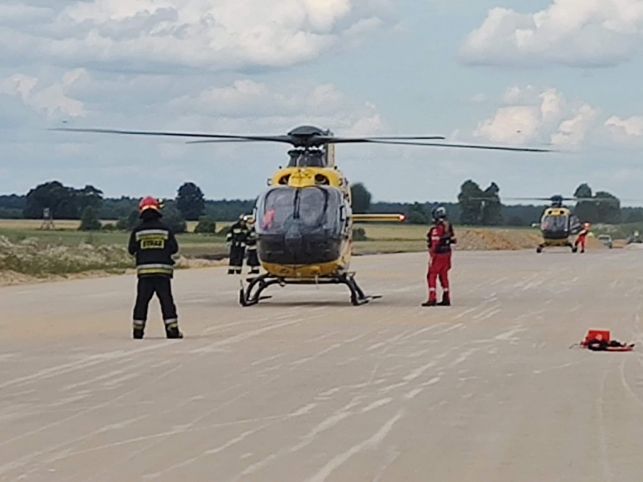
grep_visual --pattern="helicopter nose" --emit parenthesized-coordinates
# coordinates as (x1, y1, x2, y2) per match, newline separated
(284, 222, 304, 251)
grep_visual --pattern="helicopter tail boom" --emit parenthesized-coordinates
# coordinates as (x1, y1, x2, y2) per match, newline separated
(352, 214, 406, 223)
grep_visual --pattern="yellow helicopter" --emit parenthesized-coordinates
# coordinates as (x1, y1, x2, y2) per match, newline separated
(56, 125, 547, 305)
(508, 195, 597, 253)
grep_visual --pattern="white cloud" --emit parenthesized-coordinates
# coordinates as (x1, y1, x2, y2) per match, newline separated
(474, 86, 598, 148)
(461, 0, 643, 67)
(0, 69, 88, 118)
(167, 79, 384, 135)
(550, 104, 598, 147)
(0, 0, 392, 71)
(474, 105, 542, 144)
(605, 115, 643, 138)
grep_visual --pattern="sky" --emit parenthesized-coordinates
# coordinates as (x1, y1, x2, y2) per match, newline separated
(1, 0, 643, 203)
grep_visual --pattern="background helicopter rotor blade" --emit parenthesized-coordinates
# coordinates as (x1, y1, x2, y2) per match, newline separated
(503, 196, 621, 204)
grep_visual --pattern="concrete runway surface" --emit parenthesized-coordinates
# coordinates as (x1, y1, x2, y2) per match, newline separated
(2, 249, 643, 482)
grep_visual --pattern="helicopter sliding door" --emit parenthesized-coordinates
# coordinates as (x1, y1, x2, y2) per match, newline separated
(255, 186, 345, 265)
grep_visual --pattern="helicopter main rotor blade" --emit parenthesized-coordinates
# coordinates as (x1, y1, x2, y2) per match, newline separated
(320, 136, 446, 143)
(325, 139, 551, 152)
(187, 135, 448, 146)
(504, 197, 573, 201)
(52, 127, 548, 151)
(51, 128, 295, 144)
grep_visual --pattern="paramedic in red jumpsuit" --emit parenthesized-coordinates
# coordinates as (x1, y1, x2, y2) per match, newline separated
(574, 222, 591, 253)
(422, 206, 456, 307)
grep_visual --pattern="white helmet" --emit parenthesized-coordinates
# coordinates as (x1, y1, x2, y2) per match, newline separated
(432, 206, 447, 221)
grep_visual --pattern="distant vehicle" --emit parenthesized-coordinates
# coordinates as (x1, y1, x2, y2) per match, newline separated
(627, 230, 642, 244)
(597, 234, 613, 249)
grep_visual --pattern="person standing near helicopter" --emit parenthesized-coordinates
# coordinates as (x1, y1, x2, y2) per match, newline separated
(245, 217, 261, 275)
(422, 206, 456, 307)
(226, 215, 250, 274)
(129, 196, 183, 339)
(574, 222, 591, 253)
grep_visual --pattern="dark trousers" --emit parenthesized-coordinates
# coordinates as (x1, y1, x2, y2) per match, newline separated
(247, 248, 260, 272)
(228, 246, 245, 273)
(133, 276, 178, 331)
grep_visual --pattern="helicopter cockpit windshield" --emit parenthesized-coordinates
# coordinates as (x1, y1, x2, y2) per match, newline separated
(257, 186, 342, 236)
(541, 214, 569, 237)
(255, 186, 346, 265)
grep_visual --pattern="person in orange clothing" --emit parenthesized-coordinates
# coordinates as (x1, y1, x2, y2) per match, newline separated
(422, 206, 456, 307)
(574, 222, 591, 253)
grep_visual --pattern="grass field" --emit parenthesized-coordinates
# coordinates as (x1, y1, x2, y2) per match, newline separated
(0, 217, 632, 285)
(0, 220, 542, 261)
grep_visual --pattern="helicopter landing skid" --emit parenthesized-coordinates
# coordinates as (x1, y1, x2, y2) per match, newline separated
(537, 241, 576, 253)
(239, 273, 379, 307)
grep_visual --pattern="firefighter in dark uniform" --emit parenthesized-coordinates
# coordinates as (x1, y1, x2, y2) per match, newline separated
(129, 196, 183, 339)
(422, 206, 456, 307)
(245, 216, 260, 275)
(226, 215, 250, 274)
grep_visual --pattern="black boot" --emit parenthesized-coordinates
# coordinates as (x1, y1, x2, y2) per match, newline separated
(421, 299, 437, 307)
(227, 268, 235, 275)
(438, 293, 451, 306)
(166, 327, 183, 339)
(133, 328, 144, 339)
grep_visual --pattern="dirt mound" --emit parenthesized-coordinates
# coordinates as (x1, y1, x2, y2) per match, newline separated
(456, 229, 543, 251)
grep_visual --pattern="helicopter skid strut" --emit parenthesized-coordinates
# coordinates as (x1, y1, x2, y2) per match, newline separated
(239, 272, 380, 307)
(536, 241, 576, 253)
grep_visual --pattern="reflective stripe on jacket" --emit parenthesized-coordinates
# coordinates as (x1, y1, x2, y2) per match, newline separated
(128, 217, 178, 278)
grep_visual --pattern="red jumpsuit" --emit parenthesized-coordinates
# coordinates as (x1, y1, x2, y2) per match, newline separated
(575, 228, 589, 253)
(427, 222, 455, 304)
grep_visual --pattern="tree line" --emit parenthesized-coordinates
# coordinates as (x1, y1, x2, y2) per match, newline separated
(0, 179, 641, 231)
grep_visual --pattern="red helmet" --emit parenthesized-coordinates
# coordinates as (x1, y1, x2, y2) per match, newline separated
(139, 196, 161, 213)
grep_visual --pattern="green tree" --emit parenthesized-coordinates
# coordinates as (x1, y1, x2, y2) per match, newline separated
(350, 182, 372, 214)
(574, 183, 592, 199)
(594, 191, 621, 223)
(116, 209, 140, 231)
(77, 185, 103, 211)
(79, 206, 102, 231)
(352, 227, 368, 241)
(23, 181, 104, 220)
(457, 180, 483, 225)
(573, 183, 597, 222)
(194, 217, 217, 234)
(176, 182, 205, 221)
(163, 206, 187, 234)
(481, 182, 503, 226)
(24, 181, 75, 219)
(407, 202, 429, 224)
